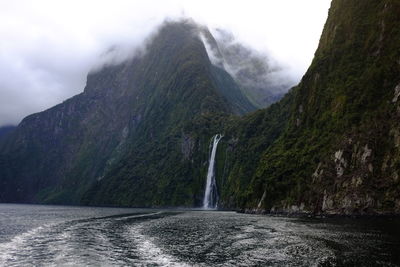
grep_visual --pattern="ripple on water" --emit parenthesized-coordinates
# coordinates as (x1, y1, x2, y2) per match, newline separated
(0, 207, 399, 266)
(127, 223, 190, 266)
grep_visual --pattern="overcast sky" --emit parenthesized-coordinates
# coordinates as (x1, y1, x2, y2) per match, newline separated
(0, 0, 331, 126)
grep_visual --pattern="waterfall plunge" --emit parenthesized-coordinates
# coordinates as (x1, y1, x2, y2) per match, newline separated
(203, 134, 223, 209)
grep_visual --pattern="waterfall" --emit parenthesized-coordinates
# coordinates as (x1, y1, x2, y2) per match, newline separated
(203, 134, 223, 209)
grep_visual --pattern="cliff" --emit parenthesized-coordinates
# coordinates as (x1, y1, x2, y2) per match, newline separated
(221, 0, 400, 215)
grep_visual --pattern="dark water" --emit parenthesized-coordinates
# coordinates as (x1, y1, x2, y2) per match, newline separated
(0, 204, 399, 266)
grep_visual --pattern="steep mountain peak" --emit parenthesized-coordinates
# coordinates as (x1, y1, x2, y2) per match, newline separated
(87, 19, 290, 110)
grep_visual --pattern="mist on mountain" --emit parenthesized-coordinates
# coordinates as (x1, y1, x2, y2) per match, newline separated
(0, 0, 330, 126)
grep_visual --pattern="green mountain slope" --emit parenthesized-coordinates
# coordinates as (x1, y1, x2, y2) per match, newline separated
(221, 0, 400, 215)
(0, 20, 255, 204)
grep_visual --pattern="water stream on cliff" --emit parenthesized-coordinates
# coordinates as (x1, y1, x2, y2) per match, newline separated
(203, 134, 223, 209)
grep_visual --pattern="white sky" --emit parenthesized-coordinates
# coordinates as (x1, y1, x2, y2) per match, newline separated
(0, 0, 331, 126)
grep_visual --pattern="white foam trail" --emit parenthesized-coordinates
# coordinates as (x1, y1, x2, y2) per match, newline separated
(129, 224, 189, 266)
(114, 211, 162, 221)
(203, 134, 223, 209)
(0, 223, 55, 266)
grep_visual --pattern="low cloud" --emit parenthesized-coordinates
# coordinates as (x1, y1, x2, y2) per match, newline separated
(0, 0, 331, 126)
(204, 29, 296, 90)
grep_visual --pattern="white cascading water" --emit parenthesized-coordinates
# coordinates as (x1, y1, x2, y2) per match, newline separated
(203, 134, 223, 209)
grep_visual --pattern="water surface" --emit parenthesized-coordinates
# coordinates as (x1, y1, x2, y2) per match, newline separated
(0, 204, 399, 266)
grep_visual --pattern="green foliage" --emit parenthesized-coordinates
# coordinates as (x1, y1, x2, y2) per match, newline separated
(219, 0, 400, 213)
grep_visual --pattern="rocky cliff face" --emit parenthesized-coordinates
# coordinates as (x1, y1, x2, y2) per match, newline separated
(221, 0, 400, 215)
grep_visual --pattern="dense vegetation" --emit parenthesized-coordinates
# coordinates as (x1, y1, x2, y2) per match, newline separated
(220, 0, 400, 214)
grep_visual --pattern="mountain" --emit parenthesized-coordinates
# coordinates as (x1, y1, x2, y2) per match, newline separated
(1, 0, 399, 215)
(0, 20, 257, 204)
(219, 0, 400, 215)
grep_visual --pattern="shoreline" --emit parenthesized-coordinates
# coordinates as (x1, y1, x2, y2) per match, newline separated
(238, 208, 400, 219)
